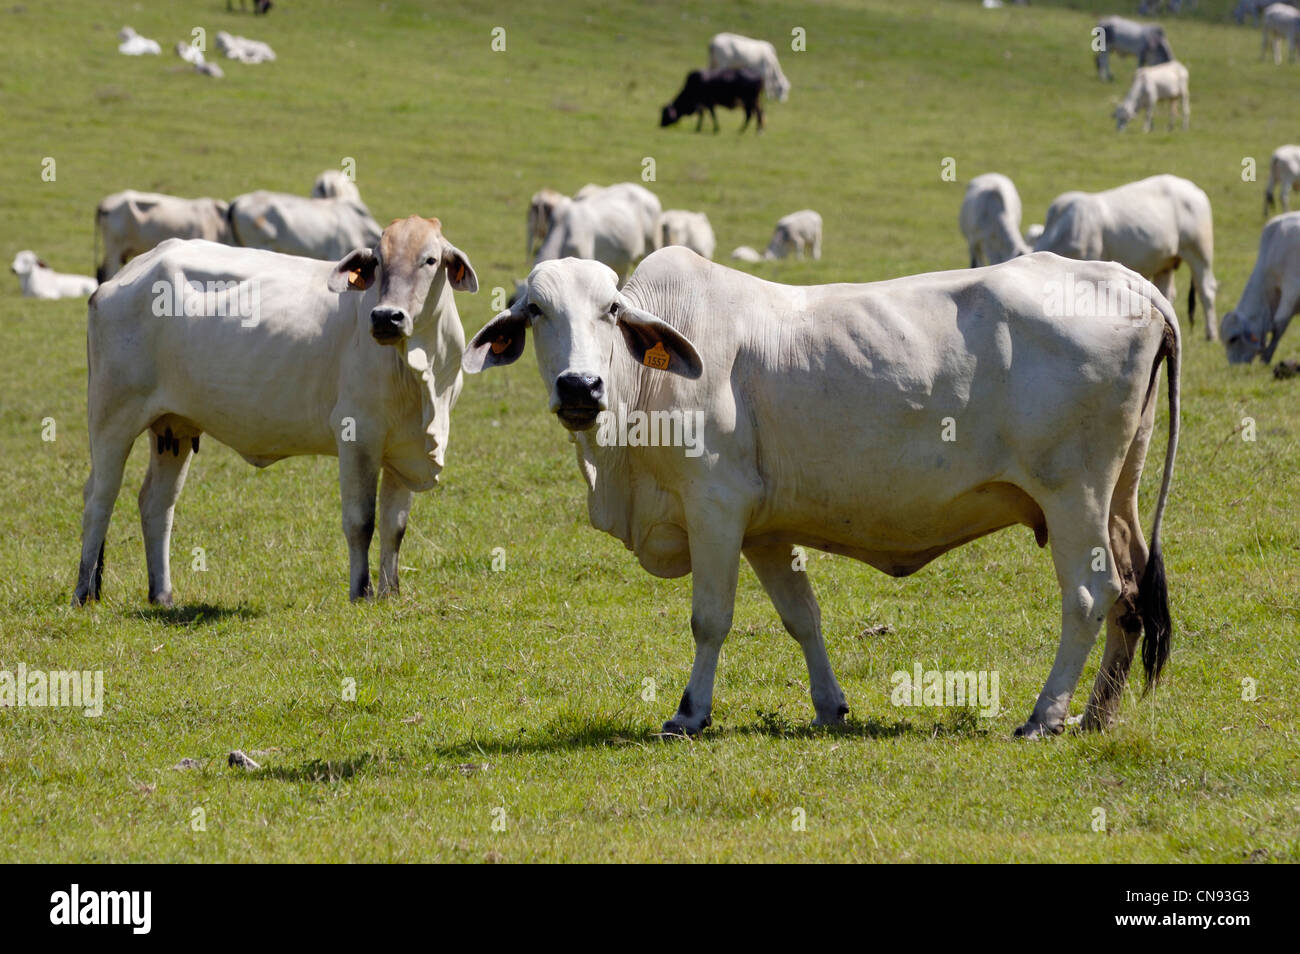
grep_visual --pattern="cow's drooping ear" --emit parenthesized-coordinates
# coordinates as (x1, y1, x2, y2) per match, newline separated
(615, 300, 703, 380)
(462, 305, 528, 373)
(442, 242, 479, 293)
(327, 247, 378, 293)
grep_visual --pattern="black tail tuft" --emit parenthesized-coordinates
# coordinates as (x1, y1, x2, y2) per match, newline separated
(1139, 542, 1171, 690)
(1187, 283, 1196, 326)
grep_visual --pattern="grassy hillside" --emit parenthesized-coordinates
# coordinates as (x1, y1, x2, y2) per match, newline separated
(0, 0, 1295, 862)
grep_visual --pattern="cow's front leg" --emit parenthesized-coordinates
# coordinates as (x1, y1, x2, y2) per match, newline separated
(745, 543, 848, 725)
(662, 523, 743, 737)
(338, 447, 379, 601)
(377, 465, 412, 597)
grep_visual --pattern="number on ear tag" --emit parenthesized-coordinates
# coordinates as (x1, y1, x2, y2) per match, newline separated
(643, 341, 670, 370)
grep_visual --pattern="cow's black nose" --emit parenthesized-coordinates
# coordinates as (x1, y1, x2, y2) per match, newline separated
(370, 306, 408, 338)
(556, 371, 604, 405)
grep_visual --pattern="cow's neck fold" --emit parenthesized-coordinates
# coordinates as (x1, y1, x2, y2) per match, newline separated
(400, 278, 461, 470)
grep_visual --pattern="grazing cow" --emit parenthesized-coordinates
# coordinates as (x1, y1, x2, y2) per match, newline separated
(534, 186, 662, 284)
(658, 210, 717, 260)
(729, 245, 763, 263)
(1114, 60, 1189, 132)
(72, 216, 478, 607)
(527, 189, 569, 260)
(1034, 175, 1217, 339)
(1264, 145, 1300, 215)
(766, 210, 822, 260)
(10, 251, 96, 300)
(708, 32, 791, 102)
(660, 68, 765, 134)
(228, 0, 273, 12)
(1139, 0, 1185, 12)
(1261, 3, 1300, 62)
(215, 31, 276, 63)
(96, 191, 232, 283)
(228, 189, 382, 261)
(960, 173, 1031, 267)
(462, 249, 1179, 739)
(530, 184, 661, 263)
(1236, 0, 1299, 24)
(1221, 212, 1300, 364)
(1094, 17, 1174, 82)
(312, 170, 362, 203)
(117, 27, 160, 56)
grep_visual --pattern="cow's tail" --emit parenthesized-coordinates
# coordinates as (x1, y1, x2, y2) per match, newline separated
(1187, 282, 1196, 326)
(1139, 291, 1180, 690)
(1264, 158, 1279, 216)
(225, 199, 243, 247)
(94, 201, 106, 284)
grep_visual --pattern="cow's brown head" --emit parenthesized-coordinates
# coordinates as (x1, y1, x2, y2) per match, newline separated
(328, 215, 478, 354)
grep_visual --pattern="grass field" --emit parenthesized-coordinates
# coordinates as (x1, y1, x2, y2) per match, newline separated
(1, 0, 1297, 863)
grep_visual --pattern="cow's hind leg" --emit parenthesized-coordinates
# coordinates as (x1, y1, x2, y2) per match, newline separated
(139, 422, 198, 606)
(1017, 494, 1122, 739)
(376, 466, 412, 597)
(745, 543, 848, 725)
(73, 423, 136, 606)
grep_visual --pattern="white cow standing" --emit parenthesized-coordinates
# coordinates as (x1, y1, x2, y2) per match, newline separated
(463, 248, 1180, 740)
(311, 170, 362, 203)
(959, 173, 1031, 267)
(10, 251, 96, 299)
(228, 187, 383, 261)
(95, 191, 233, 282)
(533, 184, 662, 284)
(1263, 145, 1300, 215)
(766, 210, 822, 260)
(1221, 212, 1300, 364)
(658, 210, 717, 260)
(72, 217, 478, 607)
(1034, 174, 1217, 339)
(1094, 16, 1174, 82)
(1114, 60, 1189, 132)
(708, 32, 791, 102)
(1261, 3, 1300, 63)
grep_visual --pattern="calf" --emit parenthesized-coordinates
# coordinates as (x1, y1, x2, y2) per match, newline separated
(11, 251, 96, 300)
(1264, 145, 1300, 215)
(960, 173, 1031, 266)
(463, 249, 1179, 739)
(1222, 212, 1300, 364)
(1114, 60, 1189, 132)
(660, 68, 764, 134)
(658, 210, 716, 260)
(72, 216, 478, 606)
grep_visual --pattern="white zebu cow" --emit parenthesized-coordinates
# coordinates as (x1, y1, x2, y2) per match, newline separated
(73, 217, 477, 607)
(312, 170, 362, 203)
(658, 210, 717, 260)
(529, 183, 661, 266)
(117, 27, 160, 56)
(1222, 212, 1300, 364)
(1034, 174, 1217, 339)
(959, 173, 1031, 267)
(228, 189, 382, 261)
(463, 249, 1180, 739)
(1094, 16, 1174, 82)
(1261, 4, 1300, 62)
(1236, 0, 1299, 24)
(1264, 145, 1300, 215)
(708, 32, 791, 102)
(766, 209, 822, 259)
(215, 31, 276, 64)
(534, 187, 660, 284)
(10, 251, 96, 299)
(96, 191, 233, 282)
(1114, 60, 1189, 132)
(527, 189, 568, 260)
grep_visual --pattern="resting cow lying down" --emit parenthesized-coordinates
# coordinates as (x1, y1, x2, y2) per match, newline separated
(463, 248, 1180, 740)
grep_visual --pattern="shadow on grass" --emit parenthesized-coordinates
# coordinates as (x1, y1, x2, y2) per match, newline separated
(125, 603, 261, 626)
(257, 753, 376, 783)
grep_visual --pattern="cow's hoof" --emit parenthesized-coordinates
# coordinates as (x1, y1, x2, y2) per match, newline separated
(149, 592, 174, 608)
(660, 715, 710, 739)
(812, 702, 850, 727)
(1013, 720, 1064, 740)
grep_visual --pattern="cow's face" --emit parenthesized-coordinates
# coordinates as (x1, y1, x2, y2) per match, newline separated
(461, 258, 703, 432)
(327, 216, 477, 347)
(10, 250, 42, 277)
(1113, 103, 1133, 132)
(660, 104, 680, 127)
(1220, 311, 1265, 364)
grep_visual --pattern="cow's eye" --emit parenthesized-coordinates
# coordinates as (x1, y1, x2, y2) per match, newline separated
(608, 301, 620, 317)
(425, 257, 436, 267)
(527, 303, 543, 319)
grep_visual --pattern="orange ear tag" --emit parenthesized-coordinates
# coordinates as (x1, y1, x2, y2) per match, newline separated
(347, 269, 365, 289)
(643, 341, 670, 370)
(490, 336, 510, 354)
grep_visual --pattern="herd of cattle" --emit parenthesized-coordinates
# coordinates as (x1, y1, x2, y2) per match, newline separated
(10, 9, 1296, 740)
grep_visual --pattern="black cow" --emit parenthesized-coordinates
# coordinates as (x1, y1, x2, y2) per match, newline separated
(660, 68, 764, 134)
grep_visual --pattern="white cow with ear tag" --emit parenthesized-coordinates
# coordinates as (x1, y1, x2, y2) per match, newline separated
(73, 216, 477, 607)
(464, 248, 1180, 741)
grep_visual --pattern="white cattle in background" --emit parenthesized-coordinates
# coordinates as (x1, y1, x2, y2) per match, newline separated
(765, 210, 822, 260)
(1261, 3, 1300, 63)
(708, 32, 791, 102)
(312, 170, 362, 203)
(10, 251, 96, 299)
(1114, 60, 1189, 132)
(73, 217, 478, 607)
(529, 183, 661, 265)
(1034, 174, 1217, 339)
(658, 210, 717, 260)
(463, 249, 1180, 740)
(959, 173, 1031, 266)
(1094, 17, 1174, 81)
(96, 191, 233, 282)
(215, 31, 276, 63)
(1222, 212, 1300, 364)
(228, 188, 382, 261)
(118, 27, 160, 56)
(1264, 144, 1300, 215)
